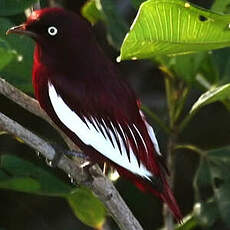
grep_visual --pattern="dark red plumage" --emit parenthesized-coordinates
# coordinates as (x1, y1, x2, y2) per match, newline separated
(7, 8, 182, 221)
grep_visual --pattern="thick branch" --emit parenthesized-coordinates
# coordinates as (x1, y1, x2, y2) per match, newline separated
(0, 77, 143, 230)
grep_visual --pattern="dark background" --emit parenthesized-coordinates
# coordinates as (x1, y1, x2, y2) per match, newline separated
(1, 0, 230, 229)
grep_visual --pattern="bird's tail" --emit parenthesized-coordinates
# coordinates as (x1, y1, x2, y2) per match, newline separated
(116, 166, 182, 222)
(135, 176, 182, 222)
(158, 179, 182, 223)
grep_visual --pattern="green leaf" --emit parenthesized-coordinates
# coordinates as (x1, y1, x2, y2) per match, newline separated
(190, 83, 230, 113)
(99, 0, 128, 49)
(157, 52, 207, 82)
(0, 170, 10, 180)
(67, 187, 106, 229)
(0, 38, 15, 70)
(208, 146, 230, 161)
(0, 17, 34, 93)
(120, 0, 230, 60)
(81, 0, 102, 25)
(0, 154, 72, 196)
(194, 158, 212, 192)
(212, 48, 230, 84)
(197, 199, 220, 227)
(0, 155, 107, 228)
(207, 149, 230, 227)
(0, 0, 38, 16)
(175, 214, 198, 230)
(0, 177, 40, 192)
(193, 146, 230, 227)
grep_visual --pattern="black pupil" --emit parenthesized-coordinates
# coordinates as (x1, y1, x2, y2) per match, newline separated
(50, 28, 56, 34)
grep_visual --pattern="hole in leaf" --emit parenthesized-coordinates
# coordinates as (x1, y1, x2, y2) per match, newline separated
(199, 15, 208, 22)
(214, 177, 224, 188)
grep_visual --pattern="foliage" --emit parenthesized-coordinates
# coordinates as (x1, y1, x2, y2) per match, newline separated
(120, 0, 230, 60)
(1, 0, 230, 229)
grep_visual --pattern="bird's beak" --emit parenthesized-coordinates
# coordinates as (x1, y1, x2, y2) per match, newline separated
(6, 24, 37, 39)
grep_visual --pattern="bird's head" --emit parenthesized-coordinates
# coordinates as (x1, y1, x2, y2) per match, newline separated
(7, 8, 95, 65)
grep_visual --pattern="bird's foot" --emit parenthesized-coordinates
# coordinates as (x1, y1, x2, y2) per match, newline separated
(65, 150, 89, 160)
(48, 144, 90, 168)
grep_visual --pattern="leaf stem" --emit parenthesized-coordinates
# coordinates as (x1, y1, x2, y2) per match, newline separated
(164, 76, 175, 129)
(179, 111, 196, 132)
(174, 144, 205, 156)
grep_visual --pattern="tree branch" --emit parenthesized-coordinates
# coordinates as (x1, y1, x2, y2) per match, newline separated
(0, 77, 143, 230)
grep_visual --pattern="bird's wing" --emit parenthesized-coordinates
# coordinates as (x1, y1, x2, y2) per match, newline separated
(47, 79, 162, 180)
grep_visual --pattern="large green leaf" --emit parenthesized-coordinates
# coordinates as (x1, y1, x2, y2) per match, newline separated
(120, 0, 230, 60)
(190, 83, 230, 113)
(68, 187, 106, 229)
(0, 0, 38, 16)
(0, 17, 34, 93)
(0, 154, 72, 196)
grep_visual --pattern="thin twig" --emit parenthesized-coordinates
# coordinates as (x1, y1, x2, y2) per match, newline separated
(0, 111, 89, 183)
(0, 77, 143, 230)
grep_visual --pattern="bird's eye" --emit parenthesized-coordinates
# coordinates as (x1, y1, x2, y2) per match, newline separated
(48, 26, 58, 36)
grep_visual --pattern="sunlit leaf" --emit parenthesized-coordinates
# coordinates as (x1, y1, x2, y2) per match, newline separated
(190, 84, 230, 113)
(0, 0, 37, 16)
(120, 0, 230, 60)
(68, 187, 106, 229)
(81, 0, 102, 25)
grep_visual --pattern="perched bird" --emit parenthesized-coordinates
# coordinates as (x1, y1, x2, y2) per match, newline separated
(7, 8, 182, 221)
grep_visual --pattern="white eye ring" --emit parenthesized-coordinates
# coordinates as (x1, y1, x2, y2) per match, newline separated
(48, 26, 58, 36)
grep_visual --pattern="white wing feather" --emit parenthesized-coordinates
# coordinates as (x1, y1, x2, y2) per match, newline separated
(48, 82, 153, 180)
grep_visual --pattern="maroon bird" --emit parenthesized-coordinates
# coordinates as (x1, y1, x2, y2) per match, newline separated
(7, 8, 182, 221)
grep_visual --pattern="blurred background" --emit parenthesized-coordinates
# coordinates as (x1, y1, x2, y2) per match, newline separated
(1, 0, 230, 229)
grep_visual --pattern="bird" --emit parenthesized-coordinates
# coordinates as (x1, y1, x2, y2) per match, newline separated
(7, 7, 182, 221)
